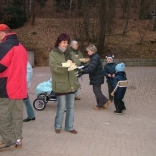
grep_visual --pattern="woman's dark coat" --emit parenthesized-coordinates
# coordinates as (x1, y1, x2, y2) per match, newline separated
(83, 53, 104, 85)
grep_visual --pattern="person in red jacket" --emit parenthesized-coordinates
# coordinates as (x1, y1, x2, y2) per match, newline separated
(0, 24, 28, 151)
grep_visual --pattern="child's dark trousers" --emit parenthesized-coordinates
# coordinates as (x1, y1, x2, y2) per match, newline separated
(107, 82, 114, 101)
(114, 98, 126, 113)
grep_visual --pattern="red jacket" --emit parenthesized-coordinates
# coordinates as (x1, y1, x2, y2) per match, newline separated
(0, 33, 28, 99)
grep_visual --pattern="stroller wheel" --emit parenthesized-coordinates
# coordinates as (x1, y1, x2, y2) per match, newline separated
(33, 98, 46, 111)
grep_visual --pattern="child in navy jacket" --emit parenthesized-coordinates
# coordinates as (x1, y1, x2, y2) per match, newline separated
(103, 55, 116, 101)
(111, 63, 127, 115)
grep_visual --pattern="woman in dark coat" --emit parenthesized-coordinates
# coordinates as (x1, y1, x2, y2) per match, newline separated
(80, 44, 111, 110)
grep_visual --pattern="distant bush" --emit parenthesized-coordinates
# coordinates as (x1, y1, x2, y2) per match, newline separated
(1, 6, 27, 29)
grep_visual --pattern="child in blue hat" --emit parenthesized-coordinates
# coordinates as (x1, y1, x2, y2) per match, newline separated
(111, 63, 128, 115)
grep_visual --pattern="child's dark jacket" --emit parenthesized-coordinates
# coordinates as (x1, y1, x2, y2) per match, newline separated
(103, 62, 116, 83)
(112, 71, 127, 99)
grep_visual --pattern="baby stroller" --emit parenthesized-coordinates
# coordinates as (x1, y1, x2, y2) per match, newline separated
(33, 78, 57, 111)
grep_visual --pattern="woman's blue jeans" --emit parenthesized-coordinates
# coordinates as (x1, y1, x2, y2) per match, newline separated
(55, 93, 75, 131)
(23, 96, 35, 119)
(75, 91, 78, 97)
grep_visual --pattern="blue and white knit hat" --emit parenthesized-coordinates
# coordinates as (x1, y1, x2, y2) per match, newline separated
(115, 62, 125, 72)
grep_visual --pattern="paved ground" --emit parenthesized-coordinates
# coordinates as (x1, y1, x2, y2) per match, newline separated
(1, 66, 156, 156)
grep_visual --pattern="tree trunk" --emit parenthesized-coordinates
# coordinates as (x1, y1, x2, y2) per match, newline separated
(31, 0, 35, 25)
(97, 0, 106, 54)
(23, 0, 26, 13)
(107, 0, 116, 34)
(26, 0, 30, 16)
(139, 0, 146, 20)
(153, 0, 156, 31)
(69, 0, 73, 18)
(123, 0, 130, 35)
(122, 0, 128, 19)
(82, 0, 90, 41)
(111, 0, 116, 17)
(132, 0, 137, 8)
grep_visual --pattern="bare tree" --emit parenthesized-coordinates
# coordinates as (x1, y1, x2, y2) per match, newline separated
(132, 0, 137, 8)
(81, 0, 90, 41)
(122, 0, 130, 35)
(23, 0, 25, 10)
(69, 0, 73, 17)
(107, 0, 116, 34)
(139, 0, 146, 19)
(97, 0, 106, 54)
(31, 0, 35, 25)
(122, 0, 129, 19)
(153, 0, 156, 31)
